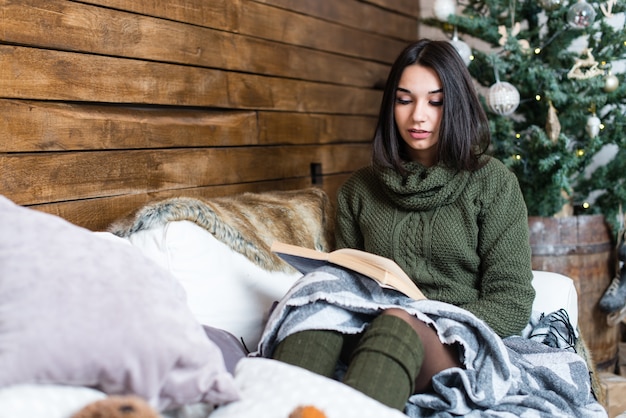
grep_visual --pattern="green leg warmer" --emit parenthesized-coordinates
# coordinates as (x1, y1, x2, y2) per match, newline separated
(343, 314, 424, 411)
(272, 329, 344, 378)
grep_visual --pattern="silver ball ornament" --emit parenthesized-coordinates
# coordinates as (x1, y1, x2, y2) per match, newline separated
(487, 82, 520, 116)
(604, 74, 619, 93)
(433, 0, 456, 22)
(567, 0, 596, 29)
(450, 37, 472, 66)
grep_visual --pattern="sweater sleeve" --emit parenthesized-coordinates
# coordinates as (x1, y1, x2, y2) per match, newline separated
(460, 169, 535, 338)
(335, 175, 366, 251)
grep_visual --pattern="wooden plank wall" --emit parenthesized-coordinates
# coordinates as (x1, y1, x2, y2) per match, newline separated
(0, 0, 419, 231)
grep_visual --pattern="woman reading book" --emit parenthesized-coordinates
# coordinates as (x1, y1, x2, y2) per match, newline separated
(255, 40, 589, 415)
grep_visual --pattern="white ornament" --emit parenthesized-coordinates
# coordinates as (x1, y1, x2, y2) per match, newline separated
(433, 0, 456, 22)
(567, 0, 597, 29)
(450, 35, 472, 66)
(586, 115, 601, 138)
(604, 73, 619, 92)
(567, 48, 604, 79)
(600, 0, 616, 18)
(487, 82, 520, 116)
(497, 23, 531, 52)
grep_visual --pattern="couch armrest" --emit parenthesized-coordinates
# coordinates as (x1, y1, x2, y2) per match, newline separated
(531, 270, 579, 331)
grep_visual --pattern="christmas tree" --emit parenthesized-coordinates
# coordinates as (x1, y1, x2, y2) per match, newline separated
(424, 0, 626, 237)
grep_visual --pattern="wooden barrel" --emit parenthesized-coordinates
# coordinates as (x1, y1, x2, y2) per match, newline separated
(528, 214, 618, 372)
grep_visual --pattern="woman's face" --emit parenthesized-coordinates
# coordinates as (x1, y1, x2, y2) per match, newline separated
(394, 64, 443, 167)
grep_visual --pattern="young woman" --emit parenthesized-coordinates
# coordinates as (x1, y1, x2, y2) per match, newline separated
(258, 39, 537, 411)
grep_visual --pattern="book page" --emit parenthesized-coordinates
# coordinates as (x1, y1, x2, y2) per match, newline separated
(271, 241, 425, 300)
(330, 248, 412, 283)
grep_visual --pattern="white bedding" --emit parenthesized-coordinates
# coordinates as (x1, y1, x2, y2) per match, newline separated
(0, 358, 404, 418)
(210, 358, 406, 418)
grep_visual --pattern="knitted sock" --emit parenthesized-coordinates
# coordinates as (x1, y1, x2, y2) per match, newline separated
(343, 314, 424, 411)
(272, 329, 344, 378)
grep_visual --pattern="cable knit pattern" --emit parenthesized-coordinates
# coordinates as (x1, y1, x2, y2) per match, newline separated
(335, 156, 535, 337)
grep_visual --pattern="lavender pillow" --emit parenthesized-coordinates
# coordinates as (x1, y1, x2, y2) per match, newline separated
(0, 196, 239, 411)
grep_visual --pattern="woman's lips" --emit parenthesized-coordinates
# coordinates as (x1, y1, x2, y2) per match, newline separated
(409, 129, 431, 139)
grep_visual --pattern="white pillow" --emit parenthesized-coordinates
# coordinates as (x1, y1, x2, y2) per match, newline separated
(127, 220, 302, 350)
(0, 196, 239, 411)
(0, 384, 106, 418)
(211, 358, 408, 418)
(531, 270, 579, 330)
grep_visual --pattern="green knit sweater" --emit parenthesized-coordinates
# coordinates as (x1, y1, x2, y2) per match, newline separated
(335, 156, 535, 338)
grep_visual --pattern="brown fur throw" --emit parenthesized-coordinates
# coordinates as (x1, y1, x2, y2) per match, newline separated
(109, 188, 335, 272)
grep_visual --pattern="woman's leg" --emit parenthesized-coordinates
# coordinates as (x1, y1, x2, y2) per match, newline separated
(342, 313, 424, 410)
(343, 308, 462, 410)
(383, 308, 462, 393)
(272, 329, 344, 378)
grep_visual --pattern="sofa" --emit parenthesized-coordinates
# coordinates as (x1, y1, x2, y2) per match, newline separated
(0, 189, 603, 418)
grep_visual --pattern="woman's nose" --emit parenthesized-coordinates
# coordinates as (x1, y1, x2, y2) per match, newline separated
(411, 101, 427, 122)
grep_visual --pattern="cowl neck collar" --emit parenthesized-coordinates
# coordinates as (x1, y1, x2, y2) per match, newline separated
(375, 161, 471, 211)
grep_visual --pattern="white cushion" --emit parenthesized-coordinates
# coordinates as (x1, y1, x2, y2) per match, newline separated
(531, 270, 579, 330)
(125, 221, 580, 348)
(0, 197, 239, 411)
(210, 358, 407, 418)
(0, 384, 106, 418)
(127, 220, 301, 350)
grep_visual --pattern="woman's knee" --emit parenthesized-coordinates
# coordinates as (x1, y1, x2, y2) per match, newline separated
(379, 308, 462, 393)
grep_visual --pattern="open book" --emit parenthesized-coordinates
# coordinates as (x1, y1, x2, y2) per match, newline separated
(271, 241, 426, 301)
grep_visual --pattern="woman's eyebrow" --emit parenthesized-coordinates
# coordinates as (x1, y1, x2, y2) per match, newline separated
(396, 87, 443, 94)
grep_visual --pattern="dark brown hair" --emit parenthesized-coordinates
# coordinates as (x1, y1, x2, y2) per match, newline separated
(372, 39, 490, 173)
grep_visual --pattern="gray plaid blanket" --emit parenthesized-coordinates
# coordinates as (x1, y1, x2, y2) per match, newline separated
(256, 266, 607, 417)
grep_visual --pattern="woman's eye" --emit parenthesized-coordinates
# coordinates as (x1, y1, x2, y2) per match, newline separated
(395, 98, 411, 105)
(429, 100, 444, 107)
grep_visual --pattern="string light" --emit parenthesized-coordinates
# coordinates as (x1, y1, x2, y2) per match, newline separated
(535, 94, 542, 101)
(515, 133, 521, 138)
(582, 202, 590, 209)
(514, 154, 522, 160)
(534, 47, 541, 54)
(576, 149, 585, 157)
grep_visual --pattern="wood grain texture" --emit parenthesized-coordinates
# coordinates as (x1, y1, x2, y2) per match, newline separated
(0, 46, 381, 114)
(362, 0, 420, 17)
(239, 1, 406, 64)
(254, 0, 417, 41)
(77, 0, 407, 63)
(1, 0, 417, 230)
(2, 144, 371, 205)
(0, 100, 375, 151)
(0, 100, 259, 151)
(76, 0, 242, 32)
(257, 112, 377, 145)
(0, 0, 389, 88)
